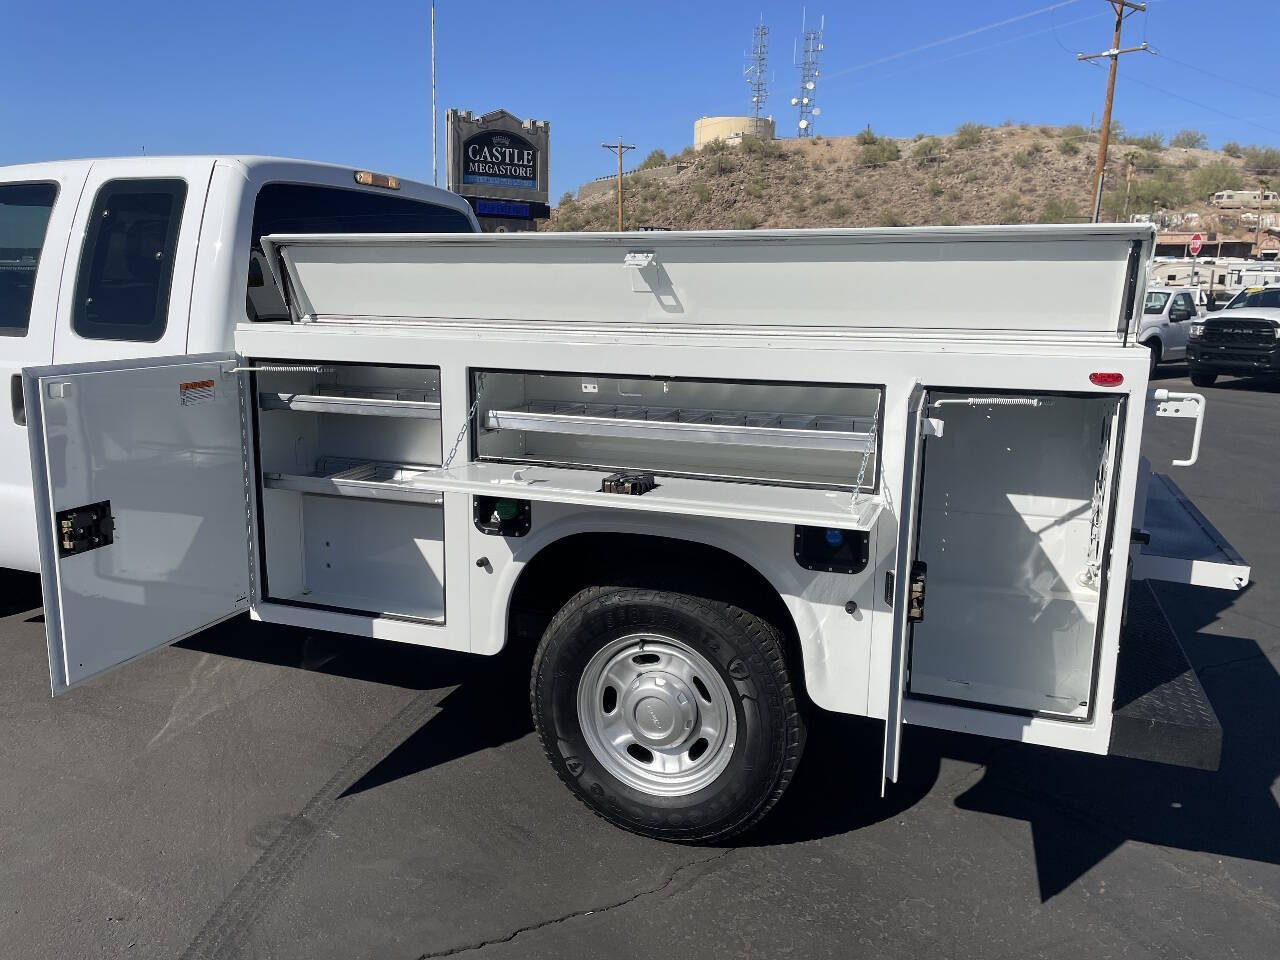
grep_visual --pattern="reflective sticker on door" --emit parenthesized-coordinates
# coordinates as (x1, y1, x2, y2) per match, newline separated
(179, 379, 216, 405)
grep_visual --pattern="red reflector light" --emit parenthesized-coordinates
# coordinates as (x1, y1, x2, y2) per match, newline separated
(1089, 372, 1124, 386)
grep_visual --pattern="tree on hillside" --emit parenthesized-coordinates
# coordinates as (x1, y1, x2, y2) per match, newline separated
(1190, 164, 1244, 199)
(1170, 129, 1208, 149)
(639, 148, 668, 170)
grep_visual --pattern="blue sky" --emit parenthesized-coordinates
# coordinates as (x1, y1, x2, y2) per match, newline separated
(3, 1, 1277, 201)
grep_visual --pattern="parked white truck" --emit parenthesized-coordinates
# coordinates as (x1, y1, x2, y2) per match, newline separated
(1, 156, 479, 571)
(6, 167, 1251, 841)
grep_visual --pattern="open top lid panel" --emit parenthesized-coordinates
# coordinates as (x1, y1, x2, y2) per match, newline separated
(261, 224, 1154, 342)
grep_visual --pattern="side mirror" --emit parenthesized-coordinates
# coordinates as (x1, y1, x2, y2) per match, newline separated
(1169, 306, 1192, 322)
(1207, 301, 1223, 311)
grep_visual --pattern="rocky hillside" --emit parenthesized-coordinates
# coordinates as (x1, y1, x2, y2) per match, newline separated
(548, 124, 1278, 232)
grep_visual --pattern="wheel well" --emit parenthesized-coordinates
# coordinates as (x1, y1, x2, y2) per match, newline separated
(505, 532, 805, 691)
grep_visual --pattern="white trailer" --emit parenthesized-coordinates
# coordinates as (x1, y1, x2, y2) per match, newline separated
(22, 225, 1249, 842)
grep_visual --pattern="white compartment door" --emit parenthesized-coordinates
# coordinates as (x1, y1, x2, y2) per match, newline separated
(24, 353, 250, 695)
(883, 385, 929, 792)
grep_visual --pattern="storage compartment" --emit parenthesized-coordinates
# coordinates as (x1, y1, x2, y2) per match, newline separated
(473, 370, 881, 490)
(253, 362, 446, 621)
(907, 392, 1122, 718)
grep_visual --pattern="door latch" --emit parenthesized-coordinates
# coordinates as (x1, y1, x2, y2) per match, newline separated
(56, 500, 114, 557)
(907, 560, 928, 622)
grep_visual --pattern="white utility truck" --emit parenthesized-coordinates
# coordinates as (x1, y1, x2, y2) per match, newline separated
(19, 221, 1250, 843)
(1, 156, 478, 572)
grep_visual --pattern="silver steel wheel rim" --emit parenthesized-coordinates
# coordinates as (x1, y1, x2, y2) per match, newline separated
(576, 633, 738, 798)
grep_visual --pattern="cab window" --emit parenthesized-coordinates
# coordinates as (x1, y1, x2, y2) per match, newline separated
(72, 179, 187, 342)
(0, 182, 59, 337)
(246, 183, 475, 321)
(1144, 291, 1170, 314)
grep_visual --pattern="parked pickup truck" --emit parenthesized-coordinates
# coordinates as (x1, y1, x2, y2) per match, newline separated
(1139, 285, 1202, 371)
(1, 156, 478, 572)
(1187, 285, 1280, 386)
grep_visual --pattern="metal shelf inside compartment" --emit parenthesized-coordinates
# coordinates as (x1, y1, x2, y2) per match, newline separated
(262, 458, 443, 504)
(259, 383, 441, 419)
(485, 400, 875, 452)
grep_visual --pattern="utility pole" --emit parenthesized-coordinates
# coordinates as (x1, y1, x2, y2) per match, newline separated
(1078, 1, 1150, 222)
(1121, 155, 1135, 219)
(431, 1, 438, 186)
(601, 139, 635, 231)
(1257, 179, 1271, 257)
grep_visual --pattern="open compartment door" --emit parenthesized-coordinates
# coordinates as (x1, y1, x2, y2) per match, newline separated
(1134, 465, 1249, 591)
(24, 354, 251, 695)
(883, 385, 929, 793)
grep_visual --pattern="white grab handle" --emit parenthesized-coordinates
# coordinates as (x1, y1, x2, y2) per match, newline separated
(1150, 389, 1205, 467)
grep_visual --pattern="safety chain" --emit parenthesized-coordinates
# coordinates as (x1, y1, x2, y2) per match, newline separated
(442, 372, 486, 470)
(852, 400, 880, 508)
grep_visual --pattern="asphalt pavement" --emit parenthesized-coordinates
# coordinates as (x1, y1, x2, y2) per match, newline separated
(0, 362, 1276, 959)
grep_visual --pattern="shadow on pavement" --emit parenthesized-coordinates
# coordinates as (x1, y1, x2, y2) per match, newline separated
(10, 559, 1275, 904)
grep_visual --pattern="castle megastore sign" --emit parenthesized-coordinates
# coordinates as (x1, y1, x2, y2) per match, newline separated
(463, 132, 538, 190)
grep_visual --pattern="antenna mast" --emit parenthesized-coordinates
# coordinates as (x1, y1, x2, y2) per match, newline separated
(745, 19, 769, 138)
(793, 11, 824, 137)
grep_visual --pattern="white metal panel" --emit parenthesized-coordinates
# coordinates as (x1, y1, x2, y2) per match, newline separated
(1135, 471, 1249, 590)
(883, 385, 928, 791)
(263, 225, 1151, 339)
(414, 462, 883, 529)
(24, 354, 249, 695)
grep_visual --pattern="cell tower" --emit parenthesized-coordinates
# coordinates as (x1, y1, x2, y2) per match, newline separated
(791, 11, 824, 137)
(745, 21, 769, 137)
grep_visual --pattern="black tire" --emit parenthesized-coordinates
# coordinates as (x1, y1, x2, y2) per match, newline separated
(530, 584, 804, 843)
(1189, 368, 1218, 388)
(1145, 338, 1162, 374)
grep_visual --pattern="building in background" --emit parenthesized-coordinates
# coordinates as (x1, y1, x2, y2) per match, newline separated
(446, 109, 550, 231)
(693, 116, 775, 150)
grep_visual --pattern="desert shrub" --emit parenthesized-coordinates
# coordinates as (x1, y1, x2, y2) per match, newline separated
(1038, 198, 1082, 223)
(858, 139, 900, 167)
(1123, 131, 1165, 151)
(733, 212, 759, 230)
(1131, 150, 1163, 173)
(912, 137, 945, 164)
(855, 124, 879, 145)
(1170, 129, 1208, 149)
(1241, 145, 1280, 174)
(639, 148, 668, 170)
(1012, 150, 1032, 169)
(744, 180, 764, 198)
(743, 136, 783, 160)
(928, 180, 944, 198)
(1057, 138, 1080, 156)
(954, 122, 985, 148)
(1222, 141, 1243, 158)
(996, 194, 1024, 224)
(1061, 123, 1089, 141)
(558, 192, 575, 207)
(811, 190, 831, 205)
(829, 201, 851, 218)
(693, 183, 710, 202)
(1190, 163, 1245, 198)
(878, 207, 905, 227)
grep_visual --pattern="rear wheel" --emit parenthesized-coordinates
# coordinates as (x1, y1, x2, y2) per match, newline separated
(1189, 368, 1218, 388)
(531, 585, 803, 843)
(1145, 338, 1162, 374)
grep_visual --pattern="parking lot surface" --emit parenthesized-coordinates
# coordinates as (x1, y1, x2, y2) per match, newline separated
(1, 365, 1277, 960)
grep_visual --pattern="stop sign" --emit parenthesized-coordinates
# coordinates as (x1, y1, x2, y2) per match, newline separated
(1189, 233, 1203, 256)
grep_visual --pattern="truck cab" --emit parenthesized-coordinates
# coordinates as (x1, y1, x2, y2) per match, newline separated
(1187, 285, 1280, 386)
(0, 156, 478, 571)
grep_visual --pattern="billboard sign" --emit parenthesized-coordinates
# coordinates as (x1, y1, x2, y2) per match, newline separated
(463, 130, 538, 190)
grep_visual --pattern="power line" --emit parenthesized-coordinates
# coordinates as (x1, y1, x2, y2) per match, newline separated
(826, 0, 1081, 79)
(1146, 48, 1280, 103)
(1117, 71, 1280, 139)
